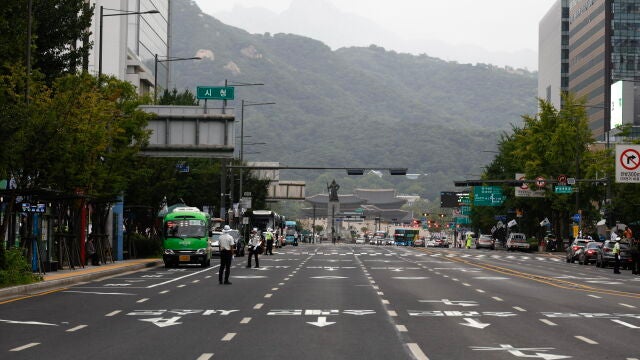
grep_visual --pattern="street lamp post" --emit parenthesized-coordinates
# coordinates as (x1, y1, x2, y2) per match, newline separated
(98, 6, 160, 78)
(154, 54, 201, 103)
(238, 100, 275, 201)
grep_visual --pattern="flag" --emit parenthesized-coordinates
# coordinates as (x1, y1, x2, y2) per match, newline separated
(540, 218, 550, 227)
(507, 219, 517, 228)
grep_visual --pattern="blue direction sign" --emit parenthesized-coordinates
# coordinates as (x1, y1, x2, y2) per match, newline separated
(196, 86, 235, 100)
(572, 213, 581, 223)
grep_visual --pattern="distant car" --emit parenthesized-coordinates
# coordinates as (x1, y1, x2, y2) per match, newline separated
(369, 237, 378, 245)
(384, 238, 395, 246)
(596, 240, 633, 269)
(413, 238, 425, 247)
(426, 239, 436, 247)
(566, 238, 592, 263)
(476, 234, 495, 250)
(355, 238, 365, 245)
(578, 241, 601, 265)
(210, 231, 223, 256)
(432, 237, 449, 248)
(506, 233, 529, 251)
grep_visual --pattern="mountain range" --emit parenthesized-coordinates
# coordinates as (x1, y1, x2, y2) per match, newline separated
(208, 0, 538, 71)
(169, 0, 538, 200)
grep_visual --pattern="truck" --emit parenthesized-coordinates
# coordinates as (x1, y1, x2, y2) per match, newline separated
(162, 206, 212, 268)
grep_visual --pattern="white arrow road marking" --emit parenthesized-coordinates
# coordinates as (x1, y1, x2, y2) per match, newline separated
(612, 319, 640, 329)
(311, 276, 347, 279)
(306, 316, 336, 327)
(139, 316, 182, 328)
(0, 319, 58, 326)
(233, 275, 267, 279)
(392, 277, 429, 280)
(460, 318, 491, 329)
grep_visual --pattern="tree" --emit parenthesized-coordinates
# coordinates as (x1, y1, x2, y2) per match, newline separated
(158, 88, 199, 106)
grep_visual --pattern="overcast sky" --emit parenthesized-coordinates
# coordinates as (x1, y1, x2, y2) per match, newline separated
(194, 0, 557, 54)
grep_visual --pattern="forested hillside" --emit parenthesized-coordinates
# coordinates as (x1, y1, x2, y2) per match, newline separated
(168, 0, 538, 200)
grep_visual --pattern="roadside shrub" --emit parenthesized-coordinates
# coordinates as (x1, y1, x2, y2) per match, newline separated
(527, 237, 539, 252)
(0, 248, 43, 287)
(130, 233, 162, 258)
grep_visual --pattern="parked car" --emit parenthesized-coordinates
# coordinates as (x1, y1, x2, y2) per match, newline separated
(369, 237, 378, 245)
(413, 238, 425, 247)
(432, 236, 449, 248)
(425, 238, 436, 247)
(476, 234, 495, 250)
(596, 240, 633, 269)
(578, 241, 601, 265)
(384, 238, 395, 246)
(355, 237, 366, 245)
(566, 238, 592, 263)
(506, 233, 529, 251)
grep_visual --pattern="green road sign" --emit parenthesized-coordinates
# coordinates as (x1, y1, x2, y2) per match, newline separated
(355, 208, 364, 213)
(555, 185, 573, 194)
(456, 216, 471, 224)
(460, 205, 471, 215)
(473, 186, 505, 206)
(196, 86, 235, 100)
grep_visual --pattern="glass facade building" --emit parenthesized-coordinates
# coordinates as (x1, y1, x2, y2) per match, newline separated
(538, 0, 570, 109)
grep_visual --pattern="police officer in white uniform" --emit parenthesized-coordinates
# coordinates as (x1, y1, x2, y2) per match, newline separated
(218, 225, 236, 284)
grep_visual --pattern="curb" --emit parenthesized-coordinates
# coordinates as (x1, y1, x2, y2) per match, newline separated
(0, 259, 162, 302)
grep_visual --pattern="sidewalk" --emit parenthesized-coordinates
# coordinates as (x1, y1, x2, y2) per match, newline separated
(0, 258, 162, 303)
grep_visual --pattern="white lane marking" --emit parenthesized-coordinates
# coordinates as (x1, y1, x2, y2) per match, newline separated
(137, 298, 149, 303)
(377, 292, 384, 295)
(620, 303, 636, 309)
(278, 283, 285, 286)
(105, 310, 121, 317)
(240, 317, 251, 324)
(159, 290, 169, 294)
(612, 319, 640, 329)
(264, 294, 273, 298)
(492, 297, 503, 302)
(221, 333, 236, 341)
(272, 288, 279, 291)
(382, 299, 390, 304)
(204, 276, 212, 279)
(513, 307, 526, 312)
(397, 325, 408, 332)
(588, 294, 602, 299)
(462, 283, 471, 287)
(66, 325, 88, 332)
(196, 353, 213, 360)
(10, 343, 40, 352)
(177, 284, 186, 288)
(254, 303, 264, 309)
(147, 266, 217, 288)
(575, 336, 598, 344)
(192, 280, 200, 283)
(476, 289, 486, 293)
(388, 310, 398, 317)
(540, 319, 557, 326)
(407, 343, 430, 360)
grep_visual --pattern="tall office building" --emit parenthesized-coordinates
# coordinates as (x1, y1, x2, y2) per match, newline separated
(539, 0, 640, 141)
(538, 0, 569, 110)
(88, 0, 169, 96)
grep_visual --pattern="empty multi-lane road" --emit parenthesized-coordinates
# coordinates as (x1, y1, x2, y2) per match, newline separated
(2, 244, 639, 360)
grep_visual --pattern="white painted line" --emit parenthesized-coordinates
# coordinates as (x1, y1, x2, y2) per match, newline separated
(221, 333, 236, 341)
(377, 291, 384, 295)
(10, 343, 40, 351)
(612, 319, 640, 329)
(396, 325, 408, 332)
(192, 280, 200, 283)
(278, 283, 285, 286)
(382, 299, 390, 304)
(137, 298, 149, 303)
(476, 289, 486, 293)
(254, 303, 264, 309)
(177, 284, 186, 288)
(196, 353, 214, 360)
(204, 275, 212, 279)
(159, 290, 169, 294)
(407, 343, 430, 360)
(66, 324, 88, 332)
(588, 294, 602, 299)
(148, 267, 217, 288)
(284, 278, 290, 281)
(575, 336, 598, 344)
(513, 306, 526, 312)
(272, 288, 279, 291)
(264, 293, 273, 298)
(462, 283, 471, 287)
(105, 310, 121, 317)
(240, 317, 251, 324)
(373, 285, 380, 290)
(492, 297, 503, 302)
(388, 310, 398, 317)
(620, 303, 636, 309)
(540, 319, 557, 326)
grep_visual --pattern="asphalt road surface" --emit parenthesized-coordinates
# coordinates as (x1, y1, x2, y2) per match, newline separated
(1, 243, 639, 360)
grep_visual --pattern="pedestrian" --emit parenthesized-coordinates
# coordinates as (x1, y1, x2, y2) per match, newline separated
(247, 228, 263, 268)
(465, 232, 473, 249)
(264, 227, 275, 255)
(613, 236, 621, 274)
(624, 227, 633, 240)
(86, 238, 99, 266)
(218, 225, 236, 284)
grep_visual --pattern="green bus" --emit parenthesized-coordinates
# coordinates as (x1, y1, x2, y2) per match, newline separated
(394, 228, 418, 246)
(162, 206, 212, 268)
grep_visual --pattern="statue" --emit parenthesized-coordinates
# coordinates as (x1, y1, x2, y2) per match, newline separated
(327, 180, 340, 202)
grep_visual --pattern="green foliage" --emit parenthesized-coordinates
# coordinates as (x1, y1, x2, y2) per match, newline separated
(158, 88, 199, 105)
(0, 248, 42, 287)
(128, 233, 162, 258)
